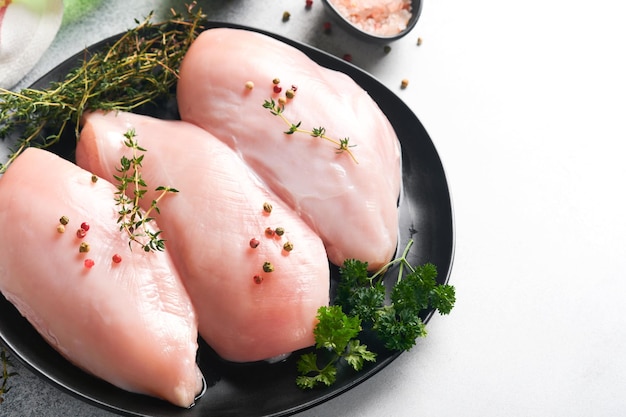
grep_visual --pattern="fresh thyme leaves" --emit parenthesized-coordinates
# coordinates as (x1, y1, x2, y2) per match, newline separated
(296, 239, 456, 389)
(262, 98, 359, 164)
(0, 4, 208, 174)
(0, 346, 17, 405)
(114, 129, 178, 252)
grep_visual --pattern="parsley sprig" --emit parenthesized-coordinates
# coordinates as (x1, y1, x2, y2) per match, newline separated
(296, 306, 376, 388)
(296, 240, 455, 389)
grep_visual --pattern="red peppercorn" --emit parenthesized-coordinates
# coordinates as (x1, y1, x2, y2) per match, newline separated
(291, 85, 298, 92)
(112, 254, 122, 263)
(343, 54, 353, 62)
(249, 238, 260, 249)
(273, 85, 282, 94)
(80, 222, 90, 231)
(305, 0, 313, 8)
(265, 227, 275, 237)
(253, 275, 263, 284)
(84, 259, 95, 268)
(76, 228, 87, 238)
(323, 22, 332, 33)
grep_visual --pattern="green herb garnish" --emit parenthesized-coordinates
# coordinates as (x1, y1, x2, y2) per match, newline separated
(262, 98, 358, 164)
(296, 305, 377, 388)
(296, 240, 455, 389)
(0, 346, 17, 405)
(0, 5, 207, 174)
(114, 129, 178, 252)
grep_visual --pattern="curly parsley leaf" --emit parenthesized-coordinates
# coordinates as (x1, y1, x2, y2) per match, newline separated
(296, 306, 376, 389)
(336, 258, 371, 310)
(375, 307, 427, 351)
(431, 284, 456, 315)
(346, 283, 386, 323)
(296, 352, 337, 389)
(314, 305, 361, 354)
(344, 339, 377, 371)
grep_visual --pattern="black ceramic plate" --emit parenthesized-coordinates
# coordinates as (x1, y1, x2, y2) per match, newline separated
(0, 22, 454, 417)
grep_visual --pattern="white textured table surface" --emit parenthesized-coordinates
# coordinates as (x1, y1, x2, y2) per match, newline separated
(2, 0, 626, 416)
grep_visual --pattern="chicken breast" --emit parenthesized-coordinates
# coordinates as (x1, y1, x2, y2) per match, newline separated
(77, 110, 330, 362)
(177, 28, 401, 270)
(0, 148, 202, 408)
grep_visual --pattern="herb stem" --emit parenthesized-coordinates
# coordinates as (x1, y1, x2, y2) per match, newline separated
(114, 129, 178, 252)
(143, 188, 172, 220)
(263, 98, 359, 164)
(369, 238, 416, 282)
(0, 346, 17, 405)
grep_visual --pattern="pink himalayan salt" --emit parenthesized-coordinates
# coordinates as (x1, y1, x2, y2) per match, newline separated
(329, 0, 412, 36)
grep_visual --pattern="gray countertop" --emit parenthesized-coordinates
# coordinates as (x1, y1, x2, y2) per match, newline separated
(2, 0, 626, 416)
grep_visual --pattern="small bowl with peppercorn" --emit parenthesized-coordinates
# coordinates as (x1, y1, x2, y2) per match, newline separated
(320, 0, 422, 42)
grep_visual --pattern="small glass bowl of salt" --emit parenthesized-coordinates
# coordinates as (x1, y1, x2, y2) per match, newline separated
(321, 0, 422, 42)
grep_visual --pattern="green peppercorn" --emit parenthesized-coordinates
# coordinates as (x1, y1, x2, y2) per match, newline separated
(275, 227, 285, 236)
(263, 202, 273, 213)
(59, 216, 69, 225)
(79, 242, 90, 253)
(283, 241, 294, 252)
(263, 262, 275, 273)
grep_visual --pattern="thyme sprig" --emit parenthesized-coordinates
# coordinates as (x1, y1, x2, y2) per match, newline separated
(114, 129, 178, 252)
(0, 3, 207, 174)
(262, 98, 358, 164)
(0, 346, 17, 405)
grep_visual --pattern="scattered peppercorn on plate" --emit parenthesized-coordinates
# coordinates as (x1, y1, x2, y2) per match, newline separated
(0, 17, 454, 417)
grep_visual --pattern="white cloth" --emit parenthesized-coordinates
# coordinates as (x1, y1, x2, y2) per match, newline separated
(0, 0, 63, 89)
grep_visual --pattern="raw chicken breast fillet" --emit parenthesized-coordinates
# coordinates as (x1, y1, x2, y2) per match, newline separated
(177, 28, 401, 271)
(77, 110, 330, 362)
(0, 148, 202, 408)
